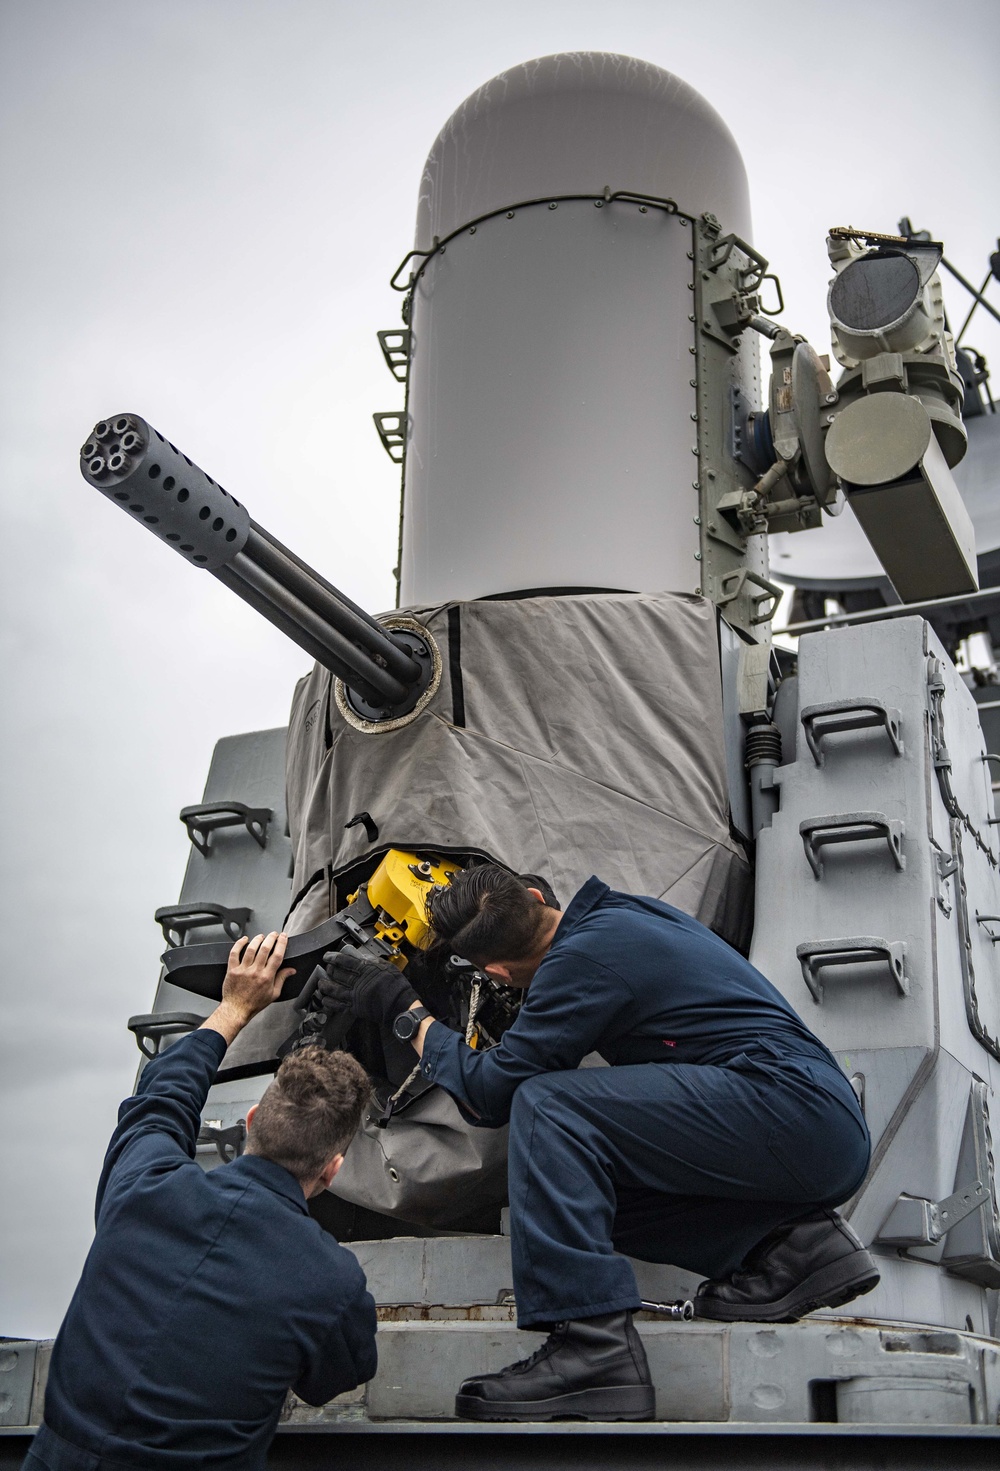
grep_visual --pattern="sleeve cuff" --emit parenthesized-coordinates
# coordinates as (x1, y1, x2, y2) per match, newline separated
(419, 1019, 448, 1079)
(190, 1027, 228, 1061)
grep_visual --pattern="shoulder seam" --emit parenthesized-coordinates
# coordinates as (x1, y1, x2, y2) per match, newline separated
(545, 946, 639, 999)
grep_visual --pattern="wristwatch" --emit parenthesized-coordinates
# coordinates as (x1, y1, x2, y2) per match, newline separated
(392, 1006, 432, 1042)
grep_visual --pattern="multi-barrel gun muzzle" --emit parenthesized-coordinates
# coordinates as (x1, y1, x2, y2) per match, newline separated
(79, 414, 433, 719)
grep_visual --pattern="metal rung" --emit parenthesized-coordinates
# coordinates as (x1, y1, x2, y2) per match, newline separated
(800, 699, 903, 766)
(799, 811, 905, 879)
(983, 756, 1000, 824)
(127, 1011, 205, 1059)
(377, 329, 412, 382)
(796, 936, 909, 1003)
(179, 801, 271, 857)
(976, 912, 1000, 943)
(155, 902, 252, 948)
(373, 411, 408, 463)
(197, 1119, 247, 1163)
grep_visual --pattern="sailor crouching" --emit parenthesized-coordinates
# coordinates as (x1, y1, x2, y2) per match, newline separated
(321, 864, 877, 1424)
(26, 932, 377, 1471)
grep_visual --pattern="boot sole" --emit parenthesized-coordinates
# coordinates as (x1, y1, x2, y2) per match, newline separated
(695, 1252, 880, 1324)
(454, 1384, 655, 1422)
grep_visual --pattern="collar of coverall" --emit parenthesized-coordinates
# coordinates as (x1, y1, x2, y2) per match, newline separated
(548, 876, 609, 945)
(228, 1152, 311, 1210)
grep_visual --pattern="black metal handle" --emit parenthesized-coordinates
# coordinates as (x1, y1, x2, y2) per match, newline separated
(801, 699, 903, 766)
(155, 903, 252, 948)
(180, 802, 271, 856)
(796, 937, 909, 1003)
(197, 1120, 247, 1163)
(799, 812, 905, 880)
(127, 1012, 206, 1059)
(161, 912, 349, 1001)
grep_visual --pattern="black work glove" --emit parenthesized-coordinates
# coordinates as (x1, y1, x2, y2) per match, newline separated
(321, 946, 418, 1027)
(275, 964, 354, 1059)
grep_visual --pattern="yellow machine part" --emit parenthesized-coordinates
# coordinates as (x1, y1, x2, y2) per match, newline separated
(367, 850, 462, 951)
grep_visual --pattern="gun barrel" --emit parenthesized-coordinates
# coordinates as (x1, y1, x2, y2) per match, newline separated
(79, 414, 427, 712)
(242, 526, 419, 687)
(222, 552, 410, 705)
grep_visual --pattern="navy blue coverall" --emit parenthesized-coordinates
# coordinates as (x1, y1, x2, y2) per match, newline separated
(420, 878, 871, 1329)
(27, 1029, 377, 1471)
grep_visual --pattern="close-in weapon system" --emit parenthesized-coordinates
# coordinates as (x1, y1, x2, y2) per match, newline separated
(725, 227, 978, 604)
(79, 415, 436, 722)
(6, 49, 1000, 1456)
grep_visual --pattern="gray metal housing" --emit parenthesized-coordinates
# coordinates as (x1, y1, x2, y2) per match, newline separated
(414, 53, 751, 252)
(751, 616, 1000, 1337)
(399, 53, 756, 607)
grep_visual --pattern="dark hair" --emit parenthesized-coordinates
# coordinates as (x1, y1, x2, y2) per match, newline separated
(246, 1046, 371, 1182)
(517, 873, 559, 909)
(427, 864, 556, 966)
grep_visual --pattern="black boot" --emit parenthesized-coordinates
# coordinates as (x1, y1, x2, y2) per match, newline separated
(695, 1208, 880, 1323)
(454, 1310, 655, 1422)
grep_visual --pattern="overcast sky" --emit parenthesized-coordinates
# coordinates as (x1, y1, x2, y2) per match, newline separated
(2, 0, 998, 1339)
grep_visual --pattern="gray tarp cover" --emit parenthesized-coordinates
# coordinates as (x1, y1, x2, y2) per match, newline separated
(284, 592, 749, 940)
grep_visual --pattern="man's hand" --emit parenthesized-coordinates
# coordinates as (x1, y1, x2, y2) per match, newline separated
(201, 932, 296, 1046)
(320, 947, 418, 1027)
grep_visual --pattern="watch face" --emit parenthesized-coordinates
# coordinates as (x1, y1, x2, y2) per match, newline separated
(393, 1010, 417, 1041)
